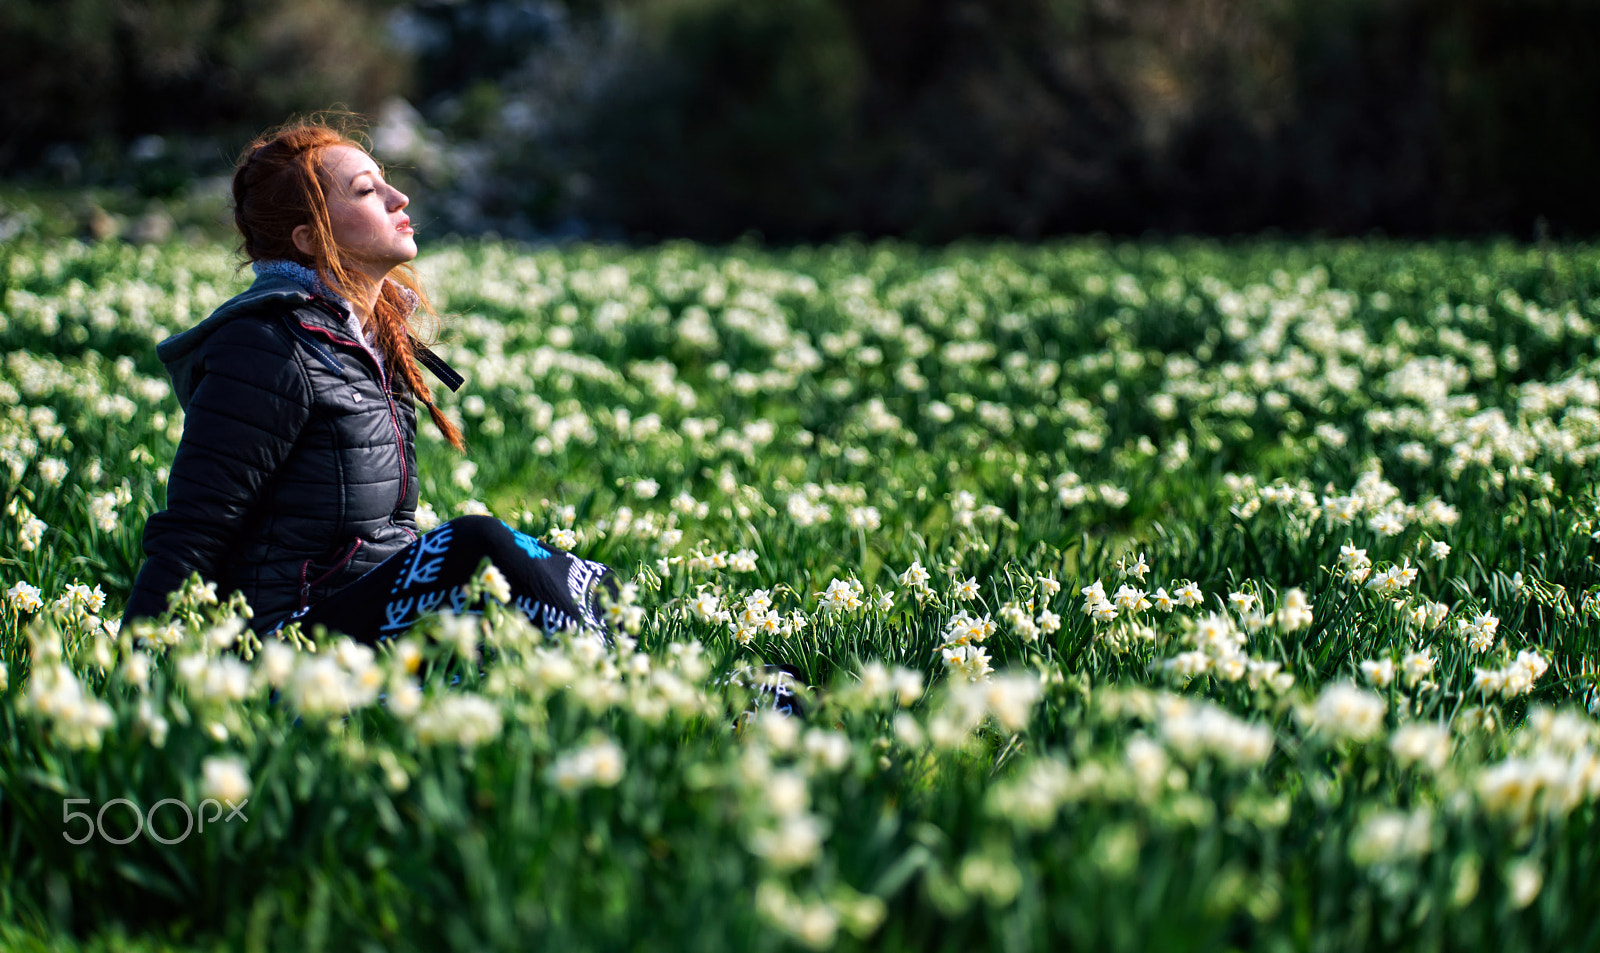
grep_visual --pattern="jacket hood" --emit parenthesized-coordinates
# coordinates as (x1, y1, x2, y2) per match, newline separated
(156, 271, 467, 411)
(157, 274, 321, 410)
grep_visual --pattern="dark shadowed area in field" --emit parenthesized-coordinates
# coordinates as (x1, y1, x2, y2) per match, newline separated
(1, 0, 1597, 241)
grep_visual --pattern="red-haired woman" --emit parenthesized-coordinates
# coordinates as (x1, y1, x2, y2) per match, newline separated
(122, 120, 616, 643)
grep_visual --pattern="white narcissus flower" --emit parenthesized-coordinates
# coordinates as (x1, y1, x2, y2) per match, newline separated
(1360, 658, 1395, 690)
(18, 516, 47, 551)
(690, 590, 724, 623)
(1174, 582, 1203, 608)
(1113, 585, 1149, 613)
(38, 457, 69, 486)
(480, 564, 512, 603)
(1459, 613, 1500, 652)
(6, 581, 43, 614)
(1124, 552, 1149, 581)
(1401, 649, 1436, 687)
(816, 578, 864, 614)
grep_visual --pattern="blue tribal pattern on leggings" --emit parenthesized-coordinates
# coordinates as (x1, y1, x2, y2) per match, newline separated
(275, 515, 616, 644)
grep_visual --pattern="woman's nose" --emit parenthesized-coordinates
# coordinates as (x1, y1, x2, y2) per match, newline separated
(389, 186, 409, 211)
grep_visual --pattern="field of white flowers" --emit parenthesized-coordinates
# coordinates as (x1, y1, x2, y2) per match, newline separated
(2, 237, 1599, 952)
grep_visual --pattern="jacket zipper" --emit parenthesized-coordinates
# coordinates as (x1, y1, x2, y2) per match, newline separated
(297, 316, 410, 511)
(378, 367, 410, 512)
(299, 538, 364, 608)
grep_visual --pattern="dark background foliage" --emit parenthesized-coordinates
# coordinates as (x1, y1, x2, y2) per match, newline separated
(2, 0, 1597, 241)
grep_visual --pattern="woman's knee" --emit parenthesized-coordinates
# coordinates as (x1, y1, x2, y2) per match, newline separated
(442, 514, 510, 550)
(443, 515, 550, 568)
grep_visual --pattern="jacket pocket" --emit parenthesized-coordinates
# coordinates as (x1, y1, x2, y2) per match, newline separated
(298, 538, 364, 609)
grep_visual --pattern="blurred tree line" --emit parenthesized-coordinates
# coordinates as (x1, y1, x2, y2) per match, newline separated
(2, 0, 1597, 241)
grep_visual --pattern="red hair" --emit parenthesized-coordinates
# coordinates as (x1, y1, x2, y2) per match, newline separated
(232, 117, 466, 452)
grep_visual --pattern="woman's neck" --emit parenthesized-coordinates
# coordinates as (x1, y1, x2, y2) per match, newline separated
(347, 264, 389, 322)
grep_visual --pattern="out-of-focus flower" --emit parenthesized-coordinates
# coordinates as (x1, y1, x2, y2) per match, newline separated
(201, 755, 251, 804)
(1276, 588, 1313, 631)
(1349, 808, 1432, 866)
(480, 564, 512, 603)
(1300, 682, 1386, 743)
(547, 735, 626, 790)
(1508, 860, 1542, 909)
(1390, 723, 1450, 772)
(415, 694, 504, 747)
(750, 813, 824, 870)
(1159, 696, 1273, 768)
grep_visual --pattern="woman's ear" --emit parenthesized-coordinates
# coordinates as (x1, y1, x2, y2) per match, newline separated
(291, 224, 315, 258)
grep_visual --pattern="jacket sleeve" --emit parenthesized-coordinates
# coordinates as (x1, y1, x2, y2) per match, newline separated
(122, 318, 313, 625)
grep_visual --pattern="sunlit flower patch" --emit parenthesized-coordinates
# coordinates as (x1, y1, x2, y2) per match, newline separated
(2, 237, 1599, 949)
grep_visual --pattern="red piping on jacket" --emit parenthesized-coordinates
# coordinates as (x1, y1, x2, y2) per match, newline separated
(299, 538, 364, 608)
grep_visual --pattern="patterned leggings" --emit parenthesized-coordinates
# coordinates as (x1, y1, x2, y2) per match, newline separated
(275, 515, 617, 643)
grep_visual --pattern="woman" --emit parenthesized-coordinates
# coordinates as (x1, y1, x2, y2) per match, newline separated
(122, 119, 616, 643)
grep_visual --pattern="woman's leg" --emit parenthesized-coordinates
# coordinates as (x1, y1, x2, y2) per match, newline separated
(281, 515, 617, 643)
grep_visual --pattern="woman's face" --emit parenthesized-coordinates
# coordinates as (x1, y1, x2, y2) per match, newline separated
(312, 144, 416, 282)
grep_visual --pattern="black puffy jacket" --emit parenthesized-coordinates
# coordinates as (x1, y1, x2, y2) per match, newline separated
(124, 273, 446, 634)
